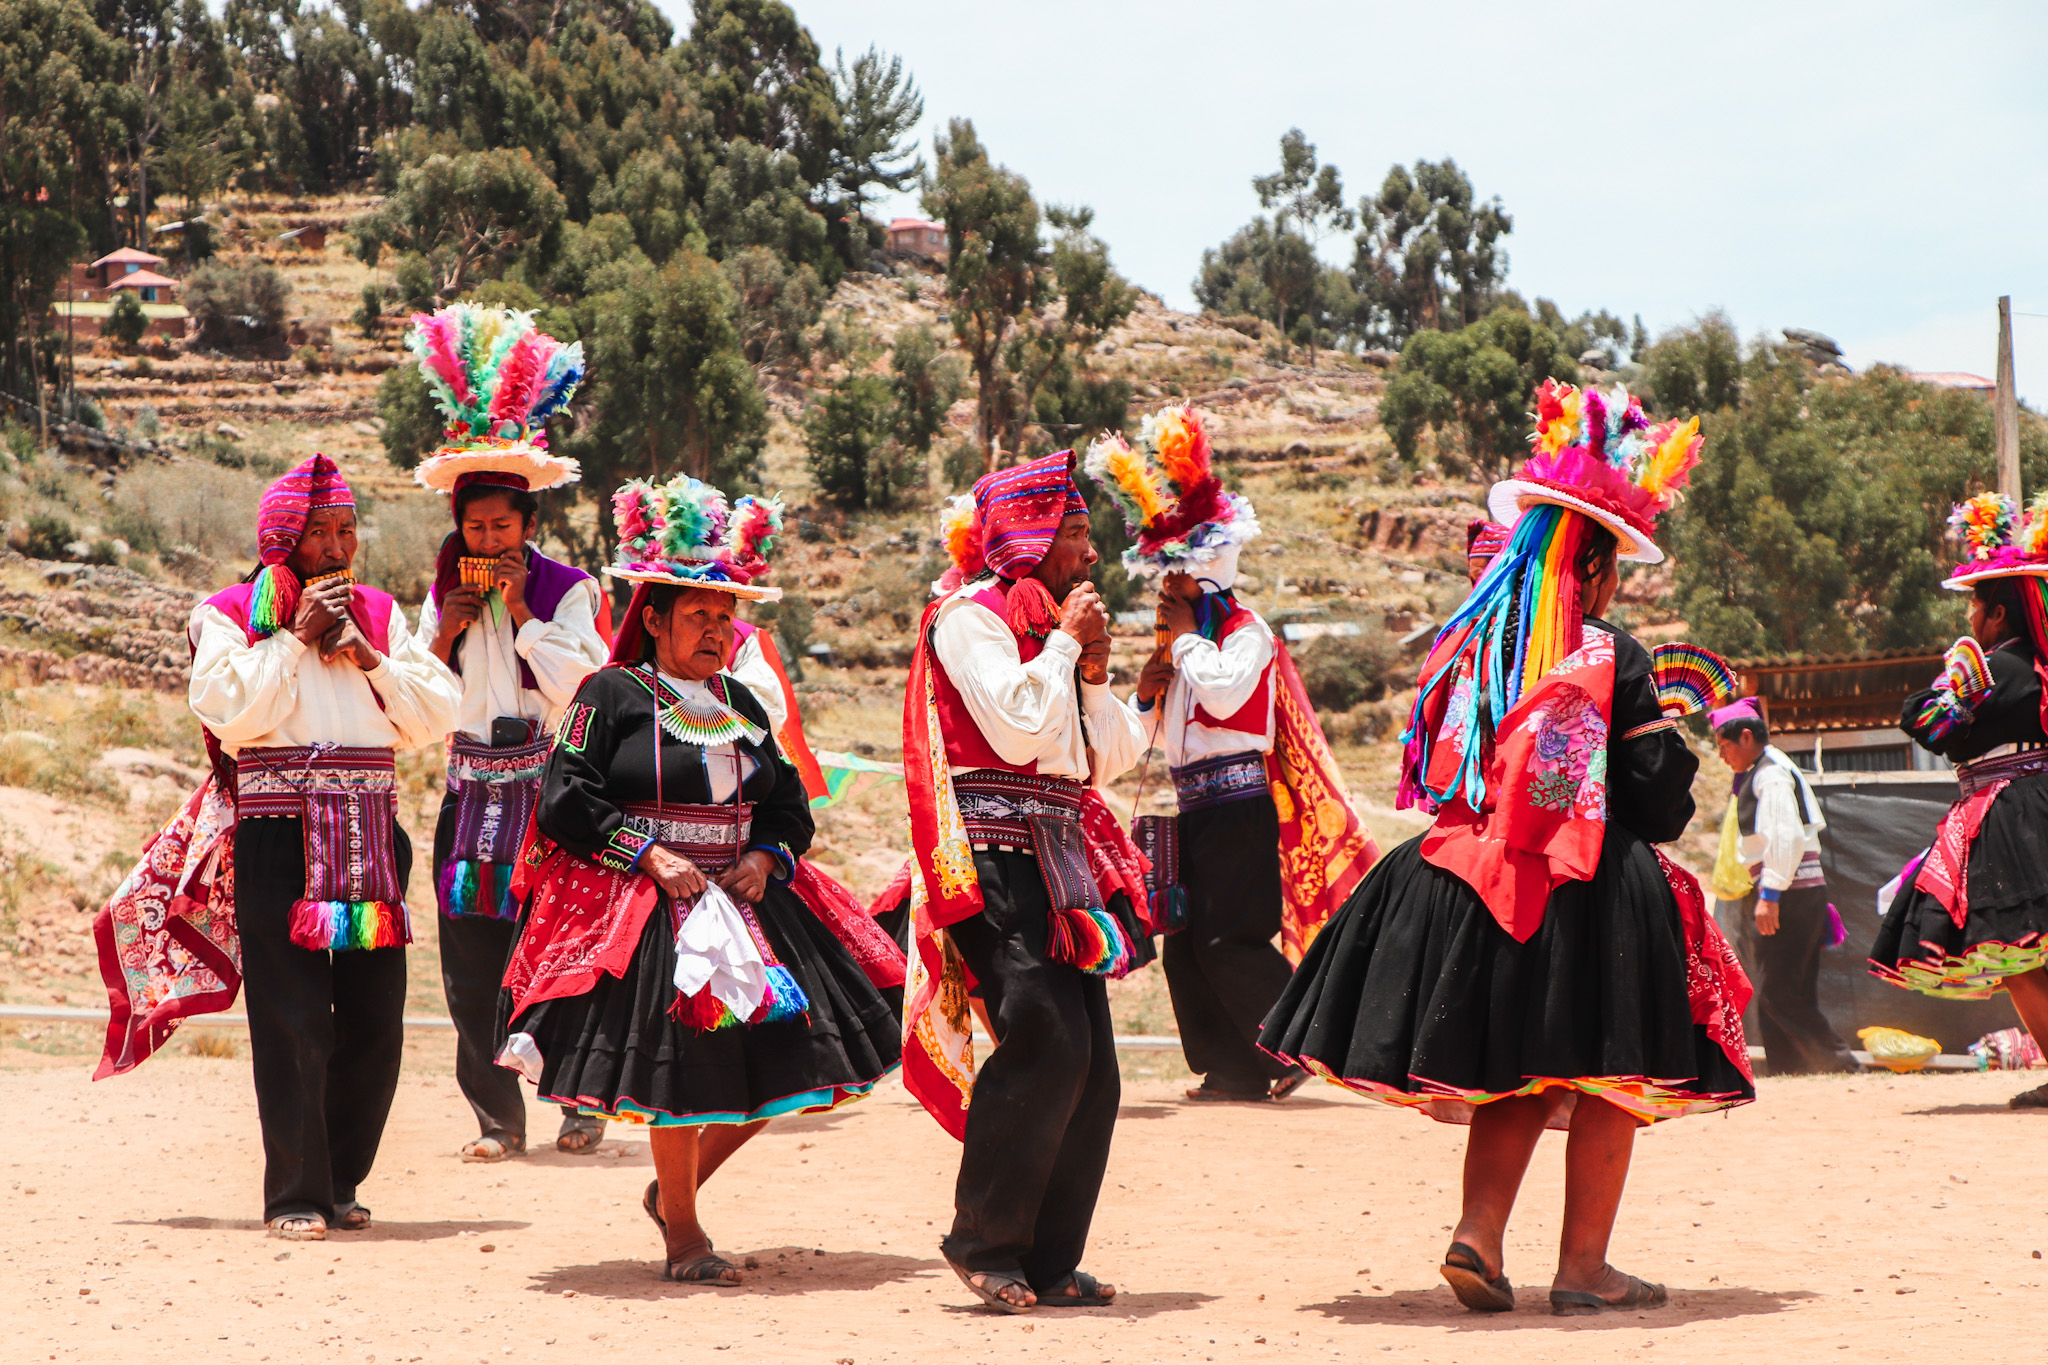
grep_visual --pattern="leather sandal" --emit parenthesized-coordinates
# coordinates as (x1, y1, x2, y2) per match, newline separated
(1440, 1241, 1514, 1311)
(266, 1214, 327, 1241)
(664, 1252, 742, 1286)
(1037, 1270, 1115, 1306)
(947, 1258, 1034, 1314)
(460, 1134, 523, 1163)
(1550, 1271, 1667, 1315)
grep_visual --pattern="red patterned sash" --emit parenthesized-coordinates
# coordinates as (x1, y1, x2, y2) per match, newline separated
(1421, 631, 1615, 943)
(1913, 747, 2048, 929)
(1660, 848, 1754, 1083)
(1265, 641, 1378, 961)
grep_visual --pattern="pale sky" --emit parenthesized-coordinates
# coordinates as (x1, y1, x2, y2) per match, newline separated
(656, 0, 2048, 405)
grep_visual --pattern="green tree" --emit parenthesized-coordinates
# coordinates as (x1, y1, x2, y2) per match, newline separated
(183, 258, 292, 347)
(1378, 305, 1577, 475)
(721, 244, 822, 365)
(683, 0, 839, 186)
(923, 118, 1042, 471)
(1349, 158, 1512, 346)
(1251, 128, 1350, 365)
(1193, 130, 1351, 367)
(376, 361, 442, 468)
(1535, 300, 1630, 369)
(1664, 333, 2048, 657)
(565, 247, 767, 553)
(105, 290, 149, 349)
(349, 148, 566, 302)
(1001, 204, 1135, 456)
(826, 45, 924, 229)
(0, 0, 134, 396)
(803, 374, 918, 510)
(888, 324, 966, 455)
(1643, 310, 1744, 414)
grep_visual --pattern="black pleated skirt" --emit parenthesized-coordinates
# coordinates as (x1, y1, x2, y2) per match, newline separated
(1258, 832, 1755, 1127)
(504, 881, 902, 1126)
(1869, 772, 2048, 998)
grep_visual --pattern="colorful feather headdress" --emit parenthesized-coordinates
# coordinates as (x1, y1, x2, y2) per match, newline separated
(603, 473, 784, 602)
(1485, 380, 1702, 565)
(1941, 490, 2048, 588)
(406, 304, 585, 496)
(1083, 405, 1258, 586)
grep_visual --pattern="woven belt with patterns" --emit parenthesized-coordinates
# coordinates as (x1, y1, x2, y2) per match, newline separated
(619, 801, 753, 874)
(1958, 744, 2048, 798)
(1170, 750, 1269, 813)
(950, 770, 1084, 853)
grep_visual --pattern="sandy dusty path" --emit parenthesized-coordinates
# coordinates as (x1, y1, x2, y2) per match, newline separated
(4, 1036, 2047, 1363)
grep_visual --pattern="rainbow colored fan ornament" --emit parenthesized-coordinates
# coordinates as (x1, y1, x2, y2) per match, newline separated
(1650, 642, 1740, 719)
(406, 303, 585, 494)
(1084, 405, 1258, 590)
(1911, 635, 1996, 741)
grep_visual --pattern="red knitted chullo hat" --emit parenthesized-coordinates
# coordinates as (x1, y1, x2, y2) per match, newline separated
(250, 454, 355, 636)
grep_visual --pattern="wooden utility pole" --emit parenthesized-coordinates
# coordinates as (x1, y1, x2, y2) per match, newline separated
(1997, 295, 2021, 501)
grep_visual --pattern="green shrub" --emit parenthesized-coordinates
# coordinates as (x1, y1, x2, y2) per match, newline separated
(133, 405, 161, 440)
(353, 282, 384, 337)
(802, 376, 924, 511)
(24, 513, 75, 560)
(111, 464, 261, 563)
(184, 259, 292, 347)
(191, 430, 283, 477)
(106, 292, 149, 349)
(940, 437, 983, 492)
(58, 392, 103, 430)
(1289, 628, 1405, 711)
(3, 422, 36, 465)
(375, 363, 441, 469)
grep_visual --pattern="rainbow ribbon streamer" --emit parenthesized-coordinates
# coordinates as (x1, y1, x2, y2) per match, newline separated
(1650, 642, 1740, 719)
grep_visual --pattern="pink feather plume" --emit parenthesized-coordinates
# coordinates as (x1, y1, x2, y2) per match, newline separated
(411, 311, 472, 406)
(489, 332, 551, 426)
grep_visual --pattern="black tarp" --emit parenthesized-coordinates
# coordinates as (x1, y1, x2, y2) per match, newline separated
(1804, 776, 2018, 1052)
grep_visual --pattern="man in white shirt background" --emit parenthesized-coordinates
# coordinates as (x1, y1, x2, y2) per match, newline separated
(1710, 699, 1857, 1074)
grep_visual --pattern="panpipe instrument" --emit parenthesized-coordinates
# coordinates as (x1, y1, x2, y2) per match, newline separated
(458, 556, 499, 591)
(304, 569, 355, 590)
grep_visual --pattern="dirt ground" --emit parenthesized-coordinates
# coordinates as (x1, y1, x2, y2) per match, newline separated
(4, 1032, 2047, 1364)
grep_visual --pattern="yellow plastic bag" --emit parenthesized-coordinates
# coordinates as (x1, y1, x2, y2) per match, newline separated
(1858, 1026, 1941, 1073)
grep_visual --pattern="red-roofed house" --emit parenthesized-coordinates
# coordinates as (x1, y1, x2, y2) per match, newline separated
(1909, 372, 1996, 394)
(53, 248, 188, 338)
(104, 269, 180, 303)
(887, 217, 947, 258)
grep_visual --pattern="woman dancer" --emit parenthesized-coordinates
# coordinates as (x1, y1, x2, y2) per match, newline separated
(1871, 493, 2048, 1108)
(1261, 382, 1754, 1314)
(405, 304, 610, 1161)
(498, 474, 901, 1284)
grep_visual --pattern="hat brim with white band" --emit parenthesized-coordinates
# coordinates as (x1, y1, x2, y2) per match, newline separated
(414, 445, 582, 495)
(1941, 562, 2048, 591)
(1487, 480, 1663, 565)
(602, 564, 782, 602)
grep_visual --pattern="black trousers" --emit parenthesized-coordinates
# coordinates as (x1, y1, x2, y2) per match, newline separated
(1731, 885, 1857, 1075)
(942, 849, 1119, 1290)
(1164, 792, 1293, 1092)
(235, 815, 411, 1225)
(432, 790, 589, 1144)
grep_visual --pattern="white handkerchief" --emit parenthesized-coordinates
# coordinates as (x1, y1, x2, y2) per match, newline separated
(672, 882, 769, 1020)
(496, 1031, 543, 1082)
